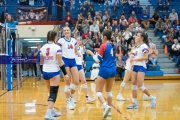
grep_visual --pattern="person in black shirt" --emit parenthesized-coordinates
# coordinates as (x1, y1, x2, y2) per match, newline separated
(56, 0, 63, 21)
(150, 11, 159, 28)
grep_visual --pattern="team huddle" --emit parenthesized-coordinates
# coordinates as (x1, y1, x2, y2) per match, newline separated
(40, 27, 156, 120)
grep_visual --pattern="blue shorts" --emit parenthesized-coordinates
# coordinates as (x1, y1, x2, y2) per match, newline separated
(98, 66, 116, 79)
(133, 65, 146, 73)
(43, 71, 60, 80)
(62, 57, 77, 68)
(77, 65, 83, 71)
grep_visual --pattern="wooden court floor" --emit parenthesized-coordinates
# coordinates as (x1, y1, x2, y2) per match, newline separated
(0, 77, 180, 120)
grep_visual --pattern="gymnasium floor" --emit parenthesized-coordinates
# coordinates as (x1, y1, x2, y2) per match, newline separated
(0, 77, 180, 120)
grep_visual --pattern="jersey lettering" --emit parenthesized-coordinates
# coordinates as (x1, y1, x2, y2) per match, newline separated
(110, 48, 113, 56)
(46, 48, 50, 56)
(68, 44, 73, 49)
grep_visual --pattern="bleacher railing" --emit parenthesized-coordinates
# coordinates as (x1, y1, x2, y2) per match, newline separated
(0, 4, 180, 22)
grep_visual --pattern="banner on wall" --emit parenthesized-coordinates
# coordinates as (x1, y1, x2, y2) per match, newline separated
(16, 7, 48, 22)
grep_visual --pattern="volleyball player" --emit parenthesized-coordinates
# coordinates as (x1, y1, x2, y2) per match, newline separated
(75, 37, 95, 103)
(86, 30, 116, 118)
(57, 26, 79, 110)
(126, 32, 156, 109)
(40, 30, 69, 120)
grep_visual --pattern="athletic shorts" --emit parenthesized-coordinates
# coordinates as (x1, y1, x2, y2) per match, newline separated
(133, 65, 146, 73)
(98, 65, 116, 79)
(62, 57, 77, 68)
(77, 65, 83, 71)
(43, 71, 60, 80)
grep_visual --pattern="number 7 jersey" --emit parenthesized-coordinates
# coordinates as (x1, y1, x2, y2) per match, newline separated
(57, 37, 77, 59)
(98, 42, 116, 67)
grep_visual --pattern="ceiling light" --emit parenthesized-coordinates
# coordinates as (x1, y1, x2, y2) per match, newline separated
(24, 38, 41, 40)
(28, 41, 43, 43)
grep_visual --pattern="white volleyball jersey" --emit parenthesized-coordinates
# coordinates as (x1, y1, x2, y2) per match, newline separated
(125, 58, 132, 70)
(57, 37, 77, 59)
(75, 46, 83, 65)
(40, 42, 61, 72)
(132, 43, 149, 68)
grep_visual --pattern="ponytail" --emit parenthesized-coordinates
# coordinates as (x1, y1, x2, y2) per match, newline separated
(140, 32, 149, 47)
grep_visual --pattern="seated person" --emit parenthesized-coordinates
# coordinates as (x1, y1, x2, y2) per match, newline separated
(90, 61, 100, 81)
(141, 10, 150, 30)
(170, 39, 180, 58)
(116, 56, 125, 80)
(149, 44, 158, 68)
(154, 18, 164, 36)
(83, 34, 94, 52)
(89, 21, 100, 38)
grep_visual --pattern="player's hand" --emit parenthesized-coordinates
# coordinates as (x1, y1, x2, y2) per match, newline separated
(130, 58, 136, 62)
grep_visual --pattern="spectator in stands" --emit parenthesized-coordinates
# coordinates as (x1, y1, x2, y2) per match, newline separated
(99, 20, 104, 33)
(116, 56, 125, 80)
(133, 1, 140, 14)
(65, 12, 73, 28)
(163, 0, 169, 12)
(64, 0, 71, 13)
(104, 21, 112, 31)
(119, 15, 128, 26)
(123, 2, 130, 14)
(141, 10, 150, 30)
(42, 0, 54, 20)
(156, 0, 163, 11)
(136, 24, 142, 32)
(160, 10, 168, 22)
(151, 11, 160, 28)
(154, 18, 164, 36)
(82, 19, 89, 32)
(90, 21, 100, 38)
(131, 19, 138, 28)
(83, 34, 94, 52)
(112, 21, 120, 32)
(102, 11, 109, 22)
(81, 30, 89, 39)
(103, 5, 111, 15)
(88, 2, 95, 17)
(128, 12, 138, 25)
(128, 39, 135, 51)
(170, 39, 180, 57)
(169, 9, 179, 25)
(121, 21, 128, 32)
(26, 48, 34, 76)
(56, 0, 63, 21)
(164, 18, 171, 27)
(72, 26, 79, 37)
(148, 38, 153, 48)
(87, 14, 93, 25)
(170, 27, 177, 39)
(162, 24, 170, 42)
(174, 20, 180, 36)
(34, 43, 41, 80)
(93, 35, 101, 51)
(129, 24, 135, 36)
(165, 32, 174, 56)
(123, 28, 132, 47)
(111, 6, 118, 20)
(149, 44, 158, 68)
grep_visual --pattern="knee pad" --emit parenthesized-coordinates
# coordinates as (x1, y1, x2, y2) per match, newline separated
(139, 85, 146, 91)
(70, 84, 77, 90)
(106, 92, 112, 97)
(96, 92, 102, 97)
(121, 81, 127, 87)
(131, 84, 138, 90)
(48, 86, 59, 103)
(64, 85, 70, 92)
(82, 83, 87, 88)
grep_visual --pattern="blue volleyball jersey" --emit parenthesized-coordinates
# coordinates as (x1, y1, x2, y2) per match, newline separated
(97, 42, 115, 67)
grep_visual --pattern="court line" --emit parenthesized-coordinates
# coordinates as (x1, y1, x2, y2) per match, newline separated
(0, 102, 60, 110)
(0, 77, 29, 98)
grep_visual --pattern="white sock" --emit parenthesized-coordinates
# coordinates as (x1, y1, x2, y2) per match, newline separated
(132, 98, 137, 104)
(103, 102, 107, 109)
(66, 98, 71, 101)
(47, 109, 52, 112)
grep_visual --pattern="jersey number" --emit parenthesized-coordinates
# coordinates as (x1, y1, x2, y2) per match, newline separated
(68, 44, 73, 49)
(46, 48, 50, 56)
(110, 48, 113, 56)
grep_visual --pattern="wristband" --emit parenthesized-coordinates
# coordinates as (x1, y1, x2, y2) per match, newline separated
(60, 65, 67, 75)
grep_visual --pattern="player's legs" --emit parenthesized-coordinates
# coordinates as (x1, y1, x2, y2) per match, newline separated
(70, 66, 79, 95)
(79, 69, 95, 103)
(105, 77, 114, 106)
(44, 74, 61, 119)
(117, 70, 132, 101)
(137, 72, 156, 108)
(126, 71, 138, 109)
